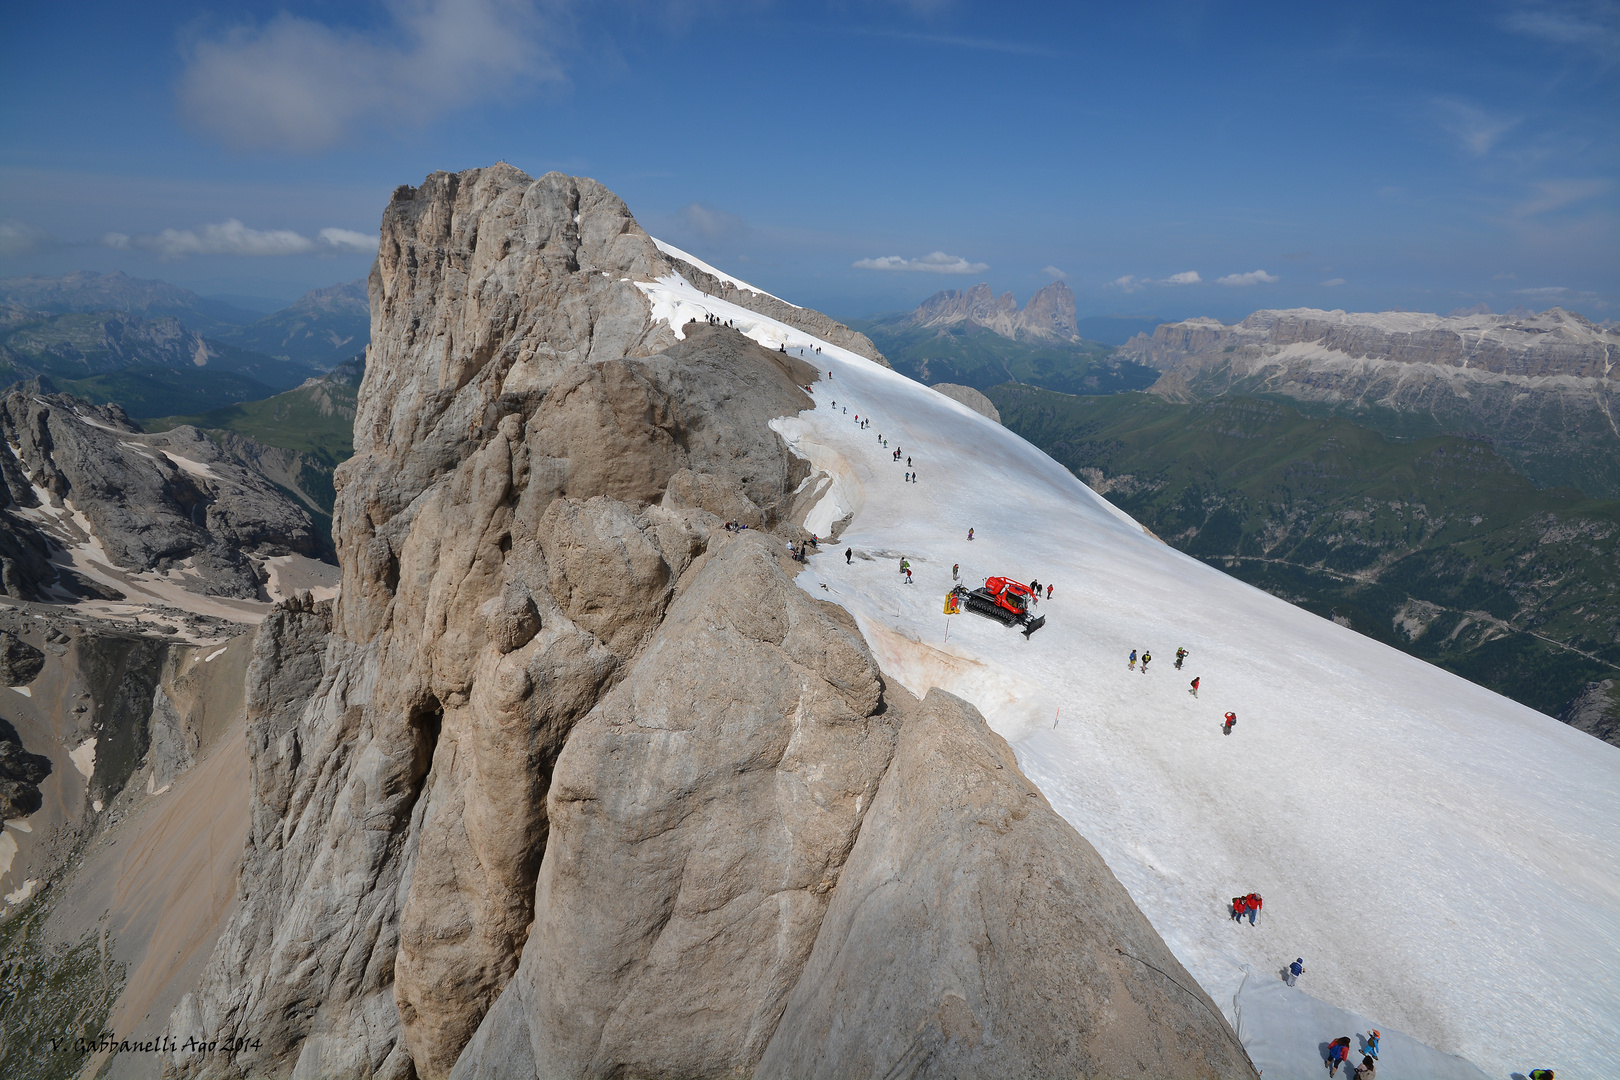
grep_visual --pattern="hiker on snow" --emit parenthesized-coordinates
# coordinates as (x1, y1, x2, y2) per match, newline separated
(1363, 1030, 1379, 1060)
(1175, 646, 1187, 669)
(1286, 958, 1304, 985)
(1189, 676, 1200, 697)
(1046, 584, 1053, 600)
(1230, 896, 1247, 923)
(967, 528, 975, 541)
(1224, 712, 1237, 736)
(1328, 1038, 1351, 1077)
(952, 563, 959, 581)
(1353, 1054, 1375, 1079)
(1140, 650, 1151, 672)
(1129, 650, 1138, 670)
(845, 548, 853, 564)
(1244, 892, 1261, 924)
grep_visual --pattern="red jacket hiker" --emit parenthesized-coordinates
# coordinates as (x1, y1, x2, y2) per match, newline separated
(1231, 896, 1247, 922)
(1245, 892, 1262, 924)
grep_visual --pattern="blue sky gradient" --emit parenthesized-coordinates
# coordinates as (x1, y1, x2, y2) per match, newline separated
(2, 1, 1615, 322)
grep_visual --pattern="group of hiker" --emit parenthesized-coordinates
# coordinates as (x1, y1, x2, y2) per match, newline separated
(1325, 1033, 1380, 1078)
(807, 373, 1564, 1080)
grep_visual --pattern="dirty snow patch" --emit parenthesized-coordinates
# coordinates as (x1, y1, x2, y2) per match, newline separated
(5, 878, 39, 905)
(69, 737, 97, 779)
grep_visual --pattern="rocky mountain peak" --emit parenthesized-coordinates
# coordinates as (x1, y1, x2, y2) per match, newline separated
(149, 165, 1252, 1080)
(905, 279, 1079, 342)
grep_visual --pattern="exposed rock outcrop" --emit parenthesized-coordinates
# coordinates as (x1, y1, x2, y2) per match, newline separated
(166, 166, 1254, 1080)
(930, 381, 1001, 422)
(904, 280, 1079, 342)
(1117, 307, 1620, 496)
(758, 688, 1255, 1078)
(0, 715, 51, 821)
(0, 627, 44, 685)
(450, 532, 902, 1078)
(165, 167, 828, 1079)
(0, 382, 323, 598)
(1559, 679, 1620, 748)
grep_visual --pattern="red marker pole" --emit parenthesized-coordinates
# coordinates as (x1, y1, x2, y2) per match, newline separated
(1053, 708, 1060, 728)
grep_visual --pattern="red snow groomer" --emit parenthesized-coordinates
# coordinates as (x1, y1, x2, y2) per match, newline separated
(955, 577, 1046, 637)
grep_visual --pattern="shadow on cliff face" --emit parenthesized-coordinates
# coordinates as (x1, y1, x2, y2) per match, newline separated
(162, 166, 1257, 1080)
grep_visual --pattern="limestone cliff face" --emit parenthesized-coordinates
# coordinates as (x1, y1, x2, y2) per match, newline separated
(1118, 307, 1620, 495)
(166, 166, 1254, 1080)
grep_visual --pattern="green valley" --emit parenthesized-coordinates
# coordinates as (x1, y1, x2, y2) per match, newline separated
(854, 319, 1158, 396)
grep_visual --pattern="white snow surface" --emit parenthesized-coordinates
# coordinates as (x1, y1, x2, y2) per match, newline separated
(638, 274, 1620, 1078)
(648, 237, 799, 307)
(1234, 969, 1490, 1079)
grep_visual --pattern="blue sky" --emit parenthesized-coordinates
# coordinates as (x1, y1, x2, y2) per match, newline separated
(2, 0, 1616, 322)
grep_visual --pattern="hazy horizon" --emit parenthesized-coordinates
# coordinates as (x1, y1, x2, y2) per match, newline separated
(3, 1, 1615, 323)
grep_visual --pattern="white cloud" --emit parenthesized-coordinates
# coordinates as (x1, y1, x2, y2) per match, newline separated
(1321, 277, 1347, 287)
(177, 0, 559, 153)
(1500, 2, 1620, 57)
(100, 219, 373, 259)
(1430, 98, 1520, 157)
(1513, 178, 1610, 217)
(1217, 269, 1279, 287)
(1110, 271, 1200, 293)
(319, 227, 376, 253)
(0, 220, 52, 256)
(854, 251, 988, 273)
(1041, 265, 1068, 280)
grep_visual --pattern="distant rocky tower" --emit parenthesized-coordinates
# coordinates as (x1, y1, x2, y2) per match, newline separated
(905, 280, 1080, 341)
(163, 166, 1257, 1079)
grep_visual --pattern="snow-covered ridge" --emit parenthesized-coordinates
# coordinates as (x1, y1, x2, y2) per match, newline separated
(650, 237, 800, 308)
(634, 252, 1616, 1078)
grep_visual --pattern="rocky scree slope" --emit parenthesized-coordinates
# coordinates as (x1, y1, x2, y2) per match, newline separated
(0, 383, 323, 601)
(1118, 307, 1620, 497)
(161, 165, 1255, 1080)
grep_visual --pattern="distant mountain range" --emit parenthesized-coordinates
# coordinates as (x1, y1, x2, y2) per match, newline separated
(856, 281, 1159, 396)
(1119, 306, 1620, 498)
(901, 281, 1082, 342)
(0, 270, 267, 337)
(215, 278, 369, 367)
(0, 271, 371, 417)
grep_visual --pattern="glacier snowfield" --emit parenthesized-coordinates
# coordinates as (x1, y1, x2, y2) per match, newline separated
(641, 243, 1619, 1079)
